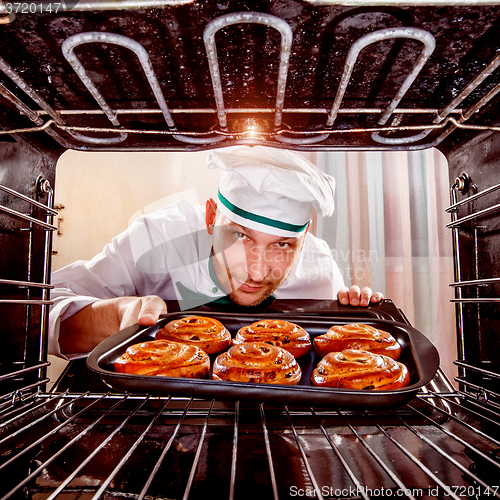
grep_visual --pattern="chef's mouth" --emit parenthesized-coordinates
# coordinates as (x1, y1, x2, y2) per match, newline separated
(232, 278, 268, 293)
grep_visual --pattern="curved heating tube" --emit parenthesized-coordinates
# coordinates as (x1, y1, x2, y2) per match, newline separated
(62, 31, 225, 146)
(204, 12, 293, 139)
(325, 27, 436, 146)
(63, 32, 186, 145)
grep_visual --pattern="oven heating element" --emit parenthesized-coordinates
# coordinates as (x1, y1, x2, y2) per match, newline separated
(1, 2, 500, 499)
(1, 4, 500, 151)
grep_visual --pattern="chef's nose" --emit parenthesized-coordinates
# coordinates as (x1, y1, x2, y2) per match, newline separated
(246, 246, 270, 282)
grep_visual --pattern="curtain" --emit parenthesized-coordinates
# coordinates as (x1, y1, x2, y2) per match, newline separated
(316, 149, 457, 385)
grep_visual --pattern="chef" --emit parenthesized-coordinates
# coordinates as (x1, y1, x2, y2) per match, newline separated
(49, 146, 383, 359)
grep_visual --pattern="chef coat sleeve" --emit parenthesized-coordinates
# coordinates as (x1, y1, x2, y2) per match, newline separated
(48, 214, 171, 359)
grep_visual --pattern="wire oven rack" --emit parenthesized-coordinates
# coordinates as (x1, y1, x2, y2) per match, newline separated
(0, 373, 499, 500)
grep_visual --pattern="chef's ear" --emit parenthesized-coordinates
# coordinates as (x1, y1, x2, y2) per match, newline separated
(205, 198, 217, 234)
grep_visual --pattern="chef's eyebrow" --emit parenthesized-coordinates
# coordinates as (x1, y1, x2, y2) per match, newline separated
(224, 220, 300, 243)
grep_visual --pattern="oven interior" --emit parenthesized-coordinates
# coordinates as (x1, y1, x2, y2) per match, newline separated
(1, 1, 500, 498)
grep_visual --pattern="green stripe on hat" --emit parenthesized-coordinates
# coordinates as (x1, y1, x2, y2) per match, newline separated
(218, 190, 309, 234)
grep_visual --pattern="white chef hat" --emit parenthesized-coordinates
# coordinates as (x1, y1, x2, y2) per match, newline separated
(207, 146, 335, 237)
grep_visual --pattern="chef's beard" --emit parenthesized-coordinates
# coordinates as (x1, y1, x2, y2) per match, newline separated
(220, 265, 292, 306)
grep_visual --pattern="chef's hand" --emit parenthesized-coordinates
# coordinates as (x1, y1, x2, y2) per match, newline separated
(59, 295, 167, 355)
(337, 285, 384, 307)
(118, 295, 168, 330)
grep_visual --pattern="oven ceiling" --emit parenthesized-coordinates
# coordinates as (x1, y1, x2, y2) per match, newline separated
(1, 1, 500, 152)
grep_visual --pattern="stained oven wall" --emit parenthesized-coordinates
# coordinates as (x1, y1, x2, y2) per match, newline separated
(440, 131, 500, 398)
(0, 134, 60, 389)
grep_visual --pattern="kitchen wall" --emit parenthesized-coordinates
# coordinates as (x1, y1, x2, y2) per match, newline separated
(51, 150, 220, 270)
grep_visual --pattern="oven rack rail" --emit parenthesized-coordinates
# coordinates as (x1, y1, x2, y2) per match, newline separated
(7, 115, 500, 151)
(0, 181, 56, 305)
(0, 180, 55, 394)
(0, 363, 51, 412)
(2, 12, 500, 151)
(3, 0, 500, 16)
(447, 175, 500, 403)
(0, 384, 499, 500)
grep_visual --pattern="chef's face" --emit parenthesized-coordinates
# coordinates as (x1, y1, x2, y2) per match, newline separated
(206, 199, 307, 307)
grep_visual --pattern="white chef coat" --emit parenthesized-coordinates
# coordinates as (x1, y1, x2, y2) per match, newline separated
(49, 200, 345, 359)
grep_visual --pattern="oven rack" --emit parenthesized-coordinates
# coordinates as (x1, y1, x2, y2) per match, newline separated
(3, 0, 499, 14)
(447, 175, 500, 406)
(0, 374, 499, 500)
(0, 180, 56, 394)
(0, 180, 56, 301)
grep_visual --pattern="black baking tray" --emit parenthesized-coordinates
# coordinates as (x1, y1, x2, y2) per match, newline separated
(87, 303, 440, 410)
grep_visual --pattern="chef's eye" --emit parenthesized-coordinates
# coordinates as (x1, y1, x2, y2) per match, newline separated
(275, 241, 291, 249)
(234, 232, 248, 241)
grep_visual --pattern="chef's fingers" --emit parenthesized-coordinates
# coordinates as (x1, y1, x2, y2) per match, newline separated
(359, 286, 373, 307)
(337, 287, 350, 305)
(370, 291, 384, 303)
(338, 285, 362, 305)
(348, 285, 361, 306)
(137, 295, 167, 326)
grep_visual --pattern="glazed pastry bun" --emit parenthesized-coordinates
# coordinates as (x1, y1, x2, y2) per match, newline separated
(233, 319, 311, 358)
(311, 349, 409, 390)
(313, 323, 402, 360)
(156, 315, 231, 355)
(212, 342, 302, 385)
(114, 339, 210, 378)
